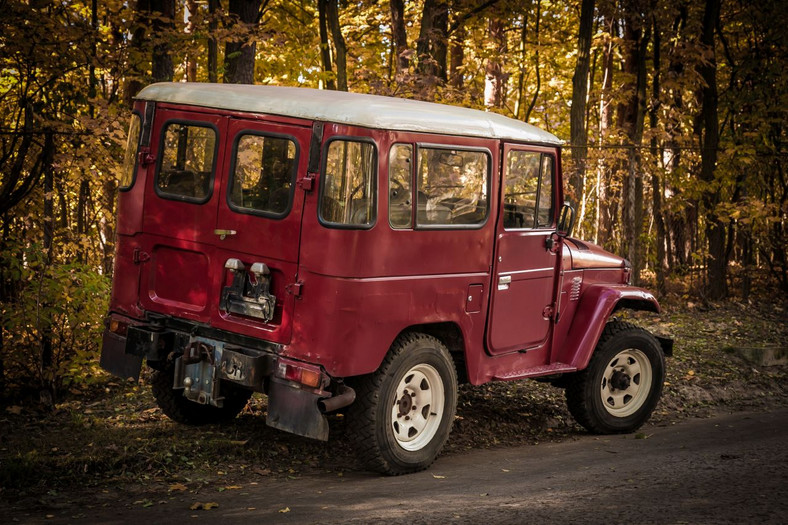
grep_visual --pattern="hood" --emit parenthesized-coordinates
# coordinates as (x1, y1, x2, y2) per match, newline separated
(565, 238, 629, 270)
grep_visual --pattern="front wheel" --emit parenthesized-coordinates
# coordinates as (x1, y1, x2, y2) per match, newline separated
(565, 321, 665, 434)
(347, 333, 458, 475)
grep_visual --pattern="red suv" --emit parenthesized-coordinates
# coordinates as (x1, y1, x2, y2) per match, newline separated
(100, 83, 672, 474)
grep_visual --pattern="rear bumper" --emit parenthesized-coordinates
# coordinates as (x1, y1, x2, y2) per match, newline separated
(99, 312, 354, 441)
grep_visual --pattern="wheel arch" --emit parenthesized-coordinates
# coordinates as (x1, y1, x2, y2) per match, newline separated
(557, 284, 663, 371)
(393, 322, 469, 384)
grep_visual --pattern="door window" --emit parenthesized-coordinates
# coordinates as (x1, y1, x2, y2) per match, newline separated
(120, 113, 141, 190)
(156, 122, 217, 202)
(319, 139, 377, 227)
(417, 148, 489, 226)
(228, 133, 297, 217)
(504, 151, 554, 229)
(389, 144, 413, 228)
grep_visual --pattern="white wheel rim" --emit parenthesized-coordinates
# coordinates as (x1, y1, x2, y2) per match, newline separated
(600, 348, 652, 418)
(391, 363, 445, 452)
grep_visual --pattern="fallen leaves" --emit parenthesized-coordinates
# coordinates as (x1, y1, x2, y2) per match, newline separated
(190, 502, 219, 510)
(169, 483, 188, 492)
(279, 507, 291, 513)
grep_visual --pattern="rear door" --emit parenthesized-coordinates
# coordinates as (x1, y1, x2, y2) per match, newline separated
(210, 117, 312, 341)
(486, 144, 559, 357)
(138, 106, 311, 344)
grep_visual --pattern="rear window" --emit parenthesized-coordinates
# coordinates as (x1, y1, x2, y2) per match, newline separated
(319, 139, 377, 228)
(229, 133, 297, 217)
(156, 122, 217, 202)
(119, 113, 141, 190)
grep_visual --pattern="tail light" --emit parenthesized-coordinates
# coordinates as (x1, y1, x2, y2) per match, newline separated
(108, 318, 129, 336)
(276, 358, 326, 389)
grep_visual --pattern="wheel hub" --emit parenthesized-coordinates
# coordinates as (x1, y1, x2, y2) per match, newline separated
(610, 369, 631, 390)
(397, 390, 415, 417)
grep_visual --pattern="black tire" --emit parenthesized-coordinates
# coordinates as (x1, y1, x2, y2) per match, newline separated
(151, 365, 252, 425)
(346, 332, 458, 475)
(565, 321, 665, 434)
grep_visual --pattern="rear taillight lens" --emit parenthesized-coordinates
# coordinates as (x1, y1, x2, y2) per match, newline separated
(276, 358, 325, 389)
(108, 318, 129, 336)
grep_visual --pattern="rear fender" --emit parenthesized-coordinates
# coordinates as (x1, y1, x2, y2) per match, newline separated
(557, 284, 660, 370)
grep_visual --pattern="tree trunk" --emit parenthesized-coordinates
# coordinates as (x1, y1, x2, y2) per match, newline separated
(224, 0, 261, 84)
(185, 0, 199, 82)
(208, 0, 219, 83)
(569, 0, 595, 204)
(524, 0, 541, 122)
(698, 0, 725, 299)
(325, 0, 347, 91)
(318, 0, 336, 90)
(595, 17, 615, 248)
(449, 24, 466, 89)
(650, 15, 666, 296)
(390, 0, 409, 75)
(484, 17, 507, 109)
(151, 0, 175, 82)
(39, 132, 55, 396)
(618, 8, 649, 285)
(417, 0, 448, 81)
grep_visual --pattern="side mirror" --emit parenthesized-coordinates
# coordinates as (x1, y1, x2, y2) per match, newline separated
(557, 202, 575, 237)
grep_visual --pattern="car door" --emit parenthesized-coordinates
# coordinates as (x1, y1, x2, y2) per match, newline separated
(486, 144, 560, 357)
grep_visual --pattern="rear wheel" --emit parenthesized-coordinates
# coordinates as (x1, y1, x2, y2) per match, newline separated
(565, 321, 665, 434)
(347, 333, 458, 475)
(151, 365, 252, 425)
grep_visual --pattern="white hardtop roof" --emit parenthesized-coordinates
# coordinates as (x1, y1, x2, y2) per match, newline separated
(137, 83, 562, 146)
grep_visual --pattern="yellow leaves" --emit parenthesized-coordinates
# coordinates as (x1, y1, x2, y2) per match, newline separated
(279, 507, 291, 513)
(432, 474, 446, 479)
(190, 502, 219, 510)
(5, 405, 23, 415)
(168, 483, 188, 492)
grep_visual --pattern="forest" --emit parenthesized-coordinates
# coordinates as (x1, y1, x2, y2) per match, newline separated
(0, 0, 785, 400)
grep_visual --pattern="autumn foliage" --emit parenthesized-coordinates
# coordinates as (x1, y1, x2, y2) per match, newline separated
(0, 0, 785, 399)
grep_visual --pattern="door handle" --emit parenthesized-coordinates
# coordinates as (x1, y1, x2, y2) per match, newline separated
(214, 229, 237, 240)
(498, 275, 511, 290)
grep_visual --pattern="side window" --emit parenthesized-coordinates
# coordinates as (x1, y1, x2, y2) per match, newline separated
(157, 122, 217, 201)
(229, 133, 297, 216)
(389, 144, 413, 229)
(417, 148, 489, 226)
(504, 150, 554, 229)
(538, 155, 554, 227)
(119, 113, 141, 190)
(320, 139, 377, 227)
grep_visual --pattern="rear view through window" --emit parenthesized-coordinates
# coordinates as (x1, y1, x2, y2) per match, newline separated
(157, 122, 217, 201)
(229, 133, 297, 216)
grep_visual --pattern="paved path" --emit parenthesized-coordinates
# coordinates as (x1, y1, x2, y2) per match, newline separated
(12, 408, 788, 524)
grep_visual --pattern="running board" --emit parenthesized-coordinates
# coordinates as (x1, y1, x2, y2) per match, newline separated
(493, 363, 576, 381)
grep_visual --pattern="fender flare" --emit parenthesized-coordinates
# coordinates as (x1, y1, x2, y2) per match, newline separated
(561, 284, 660, 371)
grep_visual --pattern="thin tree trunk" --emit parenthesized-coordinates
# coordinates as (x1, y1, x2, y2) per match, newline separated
(185, 0, 199, 82)
(208, 0, 219, 83)
(484, 17, 507, 108)
(525, 0, 541, 122)
(449, 24, 466, 89)
(318, 0, 336, 90)
(390, 0, 409, 75)
(619, 9, 649, 285)
(224, 0, 261, 84)
(596, 17, 615, 247)
(569, 0, 595, 203)
(513, 12, 528, 119)
(417, 0, 448, 81)
(151, 0, 175, 82)
(650, 15, 666, 295)
(698, 0, 725, 299)
(325, 0, 347, 91)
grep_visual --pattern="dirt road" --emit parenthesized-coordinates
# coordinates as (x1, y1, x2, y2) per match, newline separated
(12, 408, 788, 524)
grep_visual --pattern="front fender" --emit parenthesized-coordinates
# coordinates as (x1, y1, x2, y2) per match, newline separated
(556, 284, 660, 370)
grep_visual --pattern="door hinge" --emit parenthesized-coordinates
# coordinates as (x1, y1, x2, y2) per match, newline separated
(298, 173, 316, 192)
(542, 304, 556, 321)
(137, 147, 156, 167)
(133, 248, 150, 264)
(286, 281, 303, 297)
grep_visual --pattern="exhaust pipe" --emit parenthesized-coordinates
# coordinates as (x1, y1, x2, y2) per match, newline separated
(318, 384, 356, 413)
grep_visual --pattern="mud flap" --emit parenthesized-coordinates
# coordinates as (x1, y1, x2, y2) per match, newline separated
(99, 328, 143, 381)
(266, 377, 329, 441)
